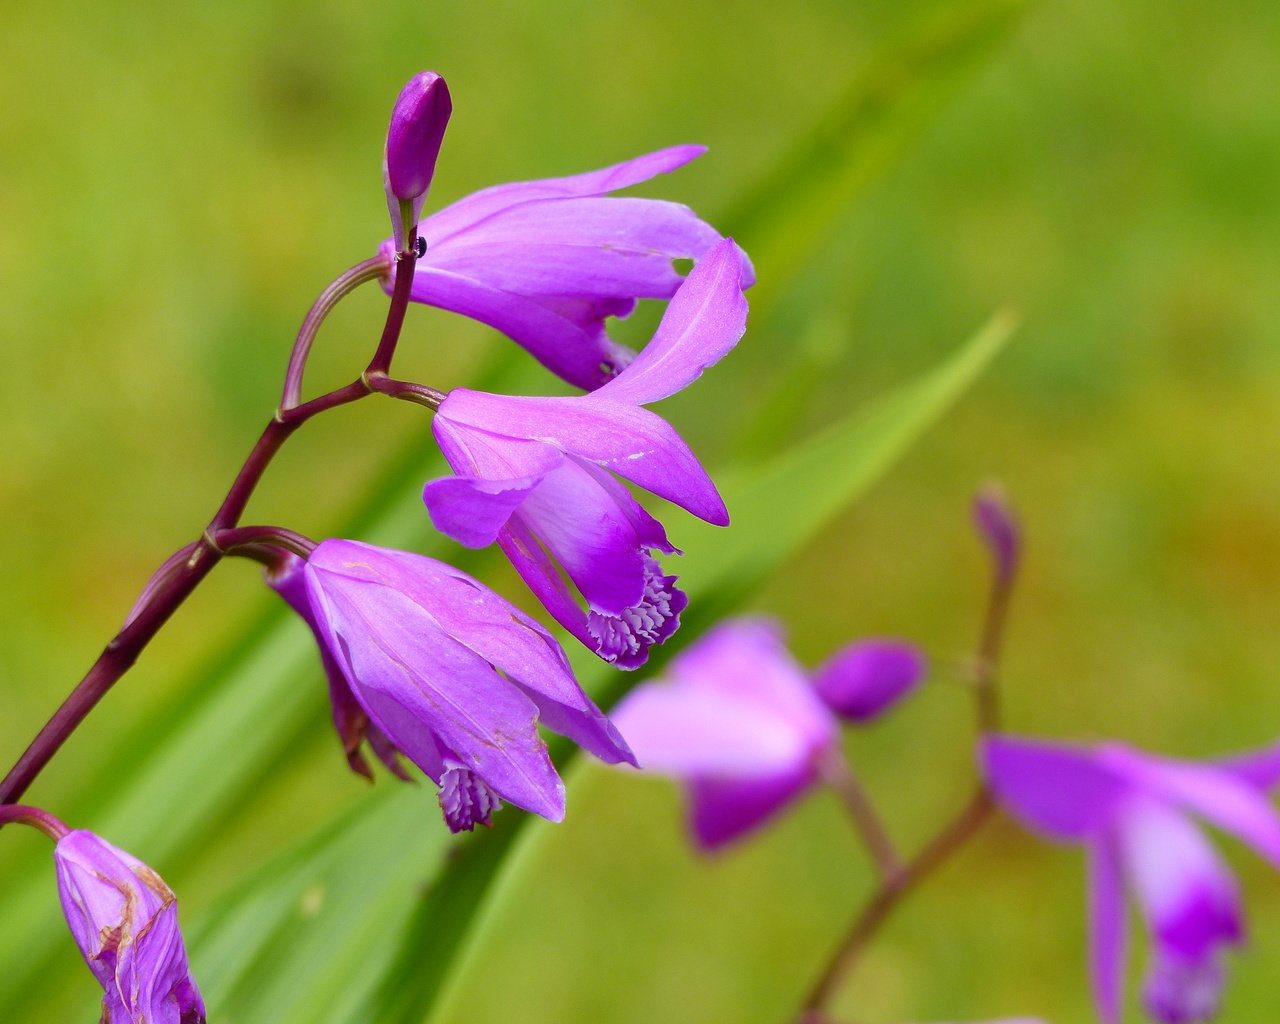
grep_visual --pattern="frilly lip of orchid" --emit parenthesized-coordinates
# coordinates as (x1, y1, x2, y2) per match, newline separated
(609, 618, 840, 850)
(423, 238, 750, 670)
(378, 142, 755, 391)
(54, 830, 206, 1024)
(269, 540, 635, 832)
(983, 734, 1280, 1024)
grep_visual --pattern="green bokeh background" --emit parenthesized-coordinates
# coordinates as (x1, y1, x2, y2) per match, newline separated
(2, 1, 1278, 1021)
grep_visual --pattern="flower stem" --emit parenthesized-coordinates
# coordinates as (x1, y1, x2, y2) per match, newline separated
(817, 747, 903, 883)
(282, 254, 391, 410)
(0, 249, 424, 807)
(0, 803, 71, 840)
(365, 235, 420, 378)
(797, 787, 993, 1020)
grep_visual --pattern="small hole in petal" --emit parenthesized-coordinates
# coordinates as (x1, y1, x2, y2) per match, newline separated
(671, 257, 695, 276)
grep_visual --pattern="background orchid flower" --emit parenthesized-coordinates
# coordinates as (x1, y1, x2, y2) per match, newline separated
(423, 237, 749, 669)
(983, 735, 1280, 1024)
(54, 830, 205, 1024)
(378, 142, 754, 390)
(610, 618, 839, 849)
(269, 540, 635, 832)
(610, 617, 926, 849)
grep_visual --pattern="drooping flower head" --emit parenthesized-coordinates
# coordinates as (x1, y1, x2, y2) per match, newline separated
(983, 735, 1280, 1024)
(384, 71, 452, 252)
(610, 618, 926, 849)
(378, 139, 754, 390)
(54, 830, 205, 1024)
(269, 540, 635, 832)
(423, 237, 749, 670)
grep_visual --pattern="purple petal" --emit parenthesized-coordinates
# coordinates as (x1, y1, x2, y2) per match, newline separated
(595, 237, 750, 407)
(687, 765, 819, 850)
(310, 540, 633, 770)
(981, 735, 1129, 840)
(1115, 796, 1244, 960)
(405, 266, 635, 390)
(584, 554, 687, 670)
(422, 472, 544, 549)
(304, 558, 565, 820)
(1216, 740, 1280, 790)
(1088, 834, 1128, 1024)
(438, 765, 502, 833)
(812, 638, 925, 723)
(1103, 745, 1280, 867)
(423, 197, 725, 298)
(611, 618, 836, 775)
(438, 389, 728, 524)
(422, 145, 707, 243)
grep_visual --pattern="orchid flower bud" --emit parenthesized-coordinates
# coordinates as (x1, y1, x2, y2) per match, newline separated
(384, 71, 452, 252)
(973, 482, 1020, 584)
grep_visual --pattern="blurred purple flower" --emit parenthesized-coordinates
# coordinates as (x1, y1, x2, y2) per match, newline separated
(610, 618, 925, 849)
(383, 71, 452, 252)
(611, 619, 837, 849)
(423, 238, 749, 670)
(972, 483, 1020, 584)
(54, 830, 205, 1024)
(983, 735, 1280, 1024)
(269, 540, 634, 831)
(813, 638, 925, 722)
(378, 144, 754, 390)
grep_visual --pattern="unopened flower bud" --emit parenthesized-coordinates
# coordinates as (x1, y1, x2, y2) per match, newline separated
(384, 72, 452, 251)
(813, 639, 925, 722)
(973, 482, 1020, 583)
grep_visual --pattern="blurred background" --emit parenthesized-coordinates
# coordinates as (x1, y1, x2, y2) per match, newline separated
(1, 0, 1279, 1021)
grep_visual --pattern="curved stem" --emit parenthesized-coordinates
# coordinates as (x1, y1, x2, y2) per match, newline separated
(282, 255, 391, 410)
(365, 237, 419, 378)
(797, 788, 993, 1020)
(0, 803, 71, 840)
(817, 748, 903, 883)
(365, 372, 445, 410)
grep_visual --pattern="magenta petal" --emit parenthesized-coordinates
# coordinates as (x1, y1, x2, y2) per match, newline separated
(1105, 746, 1280, 868)
(440, 389, 728, 524)
(1217, 740, 1280, 790)
(1088, 834, 1128, 1024)
(982, 736, 1128, 840)
(310, 576, 565, 820)
(596, 237, 750, 407)
(407, 266, 635, 390)
(422, 473, 543, 548)
(1142, 951, 1226, 1024)
(812, 638, 925, 723)
(688, 766, 819, 851)
(423, 145, 708, 242)
(1115, 796, 1244, 960)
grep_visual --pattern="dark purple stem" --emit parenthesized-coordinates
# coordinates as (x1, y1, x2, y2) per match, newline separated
(0, 252, 422, 807)
(817, 747, 903, 883)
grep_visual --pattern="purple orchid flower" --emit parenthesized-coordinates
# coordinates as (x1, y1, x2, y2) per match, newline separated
(611, 618, 838, 849)
(609, 617, 925, 849)
(422, 237, 749, 670)
(983, 735, 1280, 1024)
(54, 830, 205, 1024)
(269, 539, 635, 832)
(377, 136, 754, 390)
